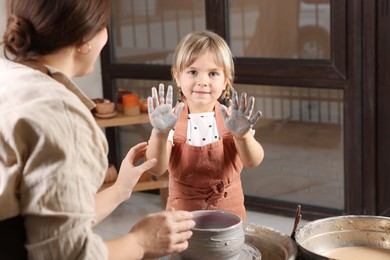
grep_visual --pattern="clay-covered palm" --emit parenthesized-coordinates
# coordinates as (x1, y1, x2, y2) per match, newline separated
(148, 84, 184, 132)
(220, 91, 262, 138)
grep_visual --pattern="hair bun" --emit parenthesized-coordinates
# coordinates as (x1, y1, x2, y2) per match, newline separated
(3, 15, 34, 59)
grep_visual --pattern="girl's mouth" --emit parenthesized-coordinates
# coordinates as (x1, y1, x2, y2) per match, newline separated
(193, 91, 210, 95)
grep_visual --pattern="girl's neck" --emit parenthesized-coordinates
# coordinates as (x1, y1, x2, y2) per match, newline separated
(187, 101, 216, 114)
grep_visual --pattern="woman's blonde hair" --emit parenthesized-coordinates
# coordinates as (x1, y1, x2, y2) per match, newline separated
(171, 31, 234, 106)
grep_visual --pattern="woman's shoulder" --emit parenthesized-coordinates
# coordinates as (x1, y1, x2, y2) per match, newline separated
(0, 59, 85, 109)
(0, 58, 59, 94)
(0, 62, 91, 133)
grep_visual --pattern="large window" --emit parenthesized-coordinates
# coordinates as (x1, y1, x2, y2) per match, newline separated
(101, 0, 367, 219)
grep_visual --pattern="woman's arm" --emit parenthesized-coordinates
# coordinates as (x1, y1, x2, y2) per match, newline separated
(95, 142, 157, 225)
(105, 209, 195, 260)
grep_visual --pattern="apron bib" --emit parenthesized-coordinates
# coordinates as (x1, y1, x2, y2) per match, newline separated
(167, 102, 247, 221)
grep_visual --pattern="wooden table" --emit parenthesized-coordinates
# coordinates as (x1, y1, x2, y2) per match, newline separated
(95, 112, 168, 205)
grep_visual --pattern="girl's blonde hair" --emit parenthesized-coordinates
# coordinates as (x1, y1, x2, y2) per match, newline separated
(171, 30, 234, 106)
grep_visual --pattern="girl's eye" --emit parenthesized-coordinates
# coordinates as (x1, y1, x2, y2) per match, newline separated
(187, 70, 196, 76)
(210, 71, 218, 77)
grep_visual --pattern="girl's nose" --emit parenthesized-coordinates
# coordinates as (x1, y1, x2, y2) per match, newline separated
(197, 74, 209, 87)
(197, 82, 208, 87)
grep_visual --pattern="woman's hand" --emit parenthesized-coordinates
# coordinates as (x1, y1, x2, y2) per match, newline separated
(148, 83, 184, 132)
(113, 142, 157, 200)
(220, 91, 262, 138)
(130, 208, 195, 258)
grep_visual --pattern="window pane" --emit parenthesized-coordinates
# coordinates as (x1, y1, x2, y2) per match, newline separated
(111, 0, 206, 64)
(235, 84, 344, 210)
(228, 0, 331, 59)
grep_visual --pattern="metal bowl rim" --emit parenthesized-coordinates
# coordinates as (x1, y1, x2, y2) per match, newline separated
(295, 215, 390, 236)
(294, 215, 390, 257)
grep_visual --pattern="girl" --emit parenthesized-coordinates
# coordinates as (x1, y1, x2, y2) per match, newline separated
(146, 31, 264, 221)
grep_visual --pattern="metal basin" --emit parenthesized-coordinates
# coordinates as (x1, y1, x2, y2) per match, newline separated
(294, 215, 390, 259)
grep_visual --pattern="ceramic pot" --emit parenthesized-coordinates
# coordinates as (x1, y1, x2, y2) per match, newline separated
(180, 210, 245, 260)
(95, 100, 115, 114)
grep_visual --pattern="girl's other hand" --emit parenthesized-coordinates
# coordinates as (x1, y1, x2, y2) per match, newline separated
(220, 91, 262, 138)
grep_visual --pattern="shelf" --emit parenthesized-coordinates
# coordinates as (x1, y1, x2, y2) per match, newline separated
(95, 112, 149, 128)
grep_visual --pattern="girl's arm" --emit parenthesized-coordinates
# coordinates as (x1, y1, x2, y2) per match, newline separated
(221, 91, 264, 168)
(145, 84, 183, 176)
(234, 132, 264, 168)
(145, 129, 173, 176)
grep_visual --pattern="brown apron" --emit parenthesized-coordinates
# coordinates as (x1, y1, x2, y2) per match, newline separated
(167, 102, 247, 221)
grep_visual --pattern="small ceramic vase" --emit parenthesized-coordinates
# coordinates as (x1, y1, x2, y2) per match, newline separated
(122, 93, 140, 116)
(180, 210, 245, 260)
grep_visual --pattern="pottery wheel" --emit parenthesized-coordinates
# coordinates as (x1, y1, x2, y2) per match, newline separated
(162, 242, 261, 260)
(240, 243, 262, 260)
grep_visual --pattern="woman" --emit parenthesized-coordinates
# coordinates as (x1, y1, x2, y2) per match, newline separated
(0, 0, 194, 259)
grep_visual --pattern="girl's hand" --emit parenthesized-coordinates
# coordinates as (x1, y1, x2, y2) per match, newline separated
(147, 83, 184, 132)
(220, 91, 262, 138)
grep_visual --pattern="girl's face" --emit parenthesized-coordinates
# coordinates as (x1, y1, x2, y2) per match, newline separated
(174, 52, 227, 113)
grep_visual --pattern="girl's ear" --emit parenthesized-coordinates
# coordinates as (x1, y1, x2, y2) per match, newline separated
(172, 69, 180, 87)
(224, 78, 229, 90)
